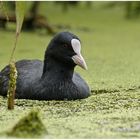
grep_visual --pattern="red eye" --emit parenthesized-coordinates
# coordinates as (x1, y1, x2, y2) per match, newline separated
(64, 44, 68, 47)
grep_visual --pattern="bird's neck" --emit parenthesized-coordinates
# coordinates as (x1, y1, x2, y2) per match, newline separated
(42, 56, 74, 80)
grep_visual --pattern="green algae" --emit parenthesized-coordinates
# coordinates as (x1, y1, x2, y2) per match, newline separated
(6, 109, 47, 138)
(0, 90, 140, 138)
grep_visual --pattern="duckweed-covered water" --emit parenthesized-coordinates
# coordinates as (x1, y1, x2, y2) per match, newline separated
(0, 2, 140, 138)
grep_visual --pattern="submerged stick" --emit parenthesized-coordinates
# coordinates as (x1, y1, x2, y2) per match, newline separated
(7, 35, 18, 110)
(7, 2, 26, 110)
(7, 62, 17, 110)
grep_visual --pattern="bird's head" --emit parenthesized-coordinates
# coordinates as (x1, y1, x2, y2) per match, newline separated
(46, 32, 87, 70)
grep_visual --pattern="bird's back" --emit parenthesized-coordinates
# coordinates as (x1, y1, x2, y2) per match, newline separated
(0, 59, 43, 97)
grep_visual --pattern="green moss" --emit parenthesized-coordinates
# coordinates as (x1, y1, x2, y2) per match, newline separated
(7, 110, 47, 138)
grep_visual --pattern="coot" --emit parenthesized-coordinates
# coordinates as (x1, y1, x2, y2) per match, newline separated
(0, 32, 90, 100)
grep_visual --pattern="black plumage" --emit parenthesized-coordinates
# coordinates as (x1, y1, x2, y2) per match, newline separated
(0, 32, 90, 100)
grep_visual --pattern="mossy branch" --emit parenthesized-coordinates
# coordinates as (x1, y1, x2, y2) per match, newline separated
(7, 1, 26, 110)
(7, 62, 17, 109)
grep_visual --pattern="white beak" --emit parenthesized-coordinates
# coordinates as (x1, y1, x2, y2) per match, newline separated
(71, 39, 88, 70)
(72, 54, 88, 70)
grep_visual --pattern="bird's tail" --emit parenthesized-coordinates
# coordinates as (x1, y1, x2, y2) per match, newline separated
(0, 71, 2, 83)
(0, 72, 2, 95)
(0, 72, 7, 97)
